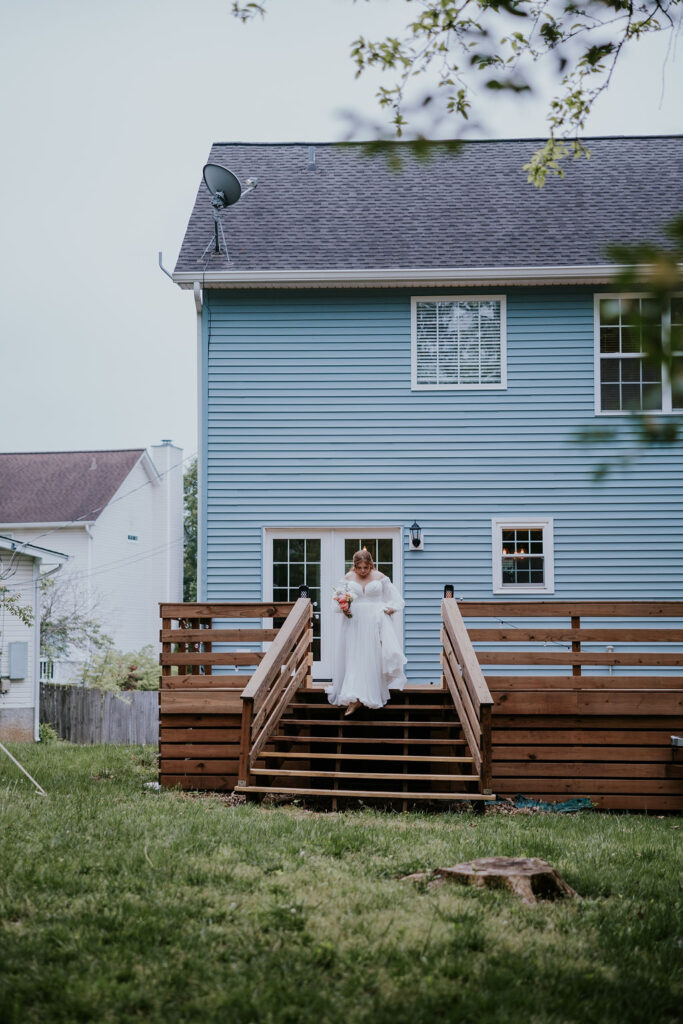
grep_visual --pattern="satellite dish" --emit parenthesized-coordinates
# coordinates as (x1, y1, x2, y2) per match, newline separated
(200, 164, 257, 262)
(203, 164, 242, 208)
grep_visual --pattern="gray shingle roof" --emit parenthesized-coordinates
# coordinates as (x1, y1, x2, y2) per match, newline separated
(174, 137, 683, 275)
(0, 450, 145, 524)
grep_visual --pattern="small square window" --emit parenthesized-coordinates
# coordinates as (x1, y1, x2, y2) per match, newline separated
(492, 519, 554, 594)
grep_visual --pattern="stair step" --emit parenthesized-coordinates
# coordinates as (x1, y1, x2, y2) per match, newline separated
(289, 703, 450, 711)
(271, 735, 467, 746)
(258, 751, 473, 763)
(279, 718, 461, 728)
(250, 767, 478, 782)
(235, 785, 496, 802)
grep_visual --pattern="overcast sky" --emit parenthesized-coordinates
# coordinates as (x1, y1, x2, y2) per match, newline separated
(1, 0, 681, 463)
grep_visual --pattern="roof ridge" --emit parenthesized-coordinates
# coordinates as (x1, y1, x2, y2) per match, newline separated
(210, 134, 683, 146)
(0, 448, 146, 456)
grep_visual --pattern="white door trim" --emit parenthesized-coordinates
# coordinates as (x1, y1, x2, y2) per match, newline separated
(262, 526, 404, 680)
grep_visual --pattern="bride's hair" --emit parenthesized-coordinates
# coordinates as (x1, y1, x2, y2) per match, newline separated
(352, 549, 374, 568)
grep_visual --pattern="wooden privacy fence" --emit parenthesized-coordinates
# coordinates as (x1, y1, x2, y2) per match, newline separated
(159, 600, 311, 791)
(459, 600, 683, 811)
(40, 683, 158, 744)
(441, 598, 494, 791)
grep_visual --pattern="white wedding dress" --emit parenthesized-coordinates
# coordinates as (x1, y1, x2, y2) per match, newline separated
(326, 575, 408, 709)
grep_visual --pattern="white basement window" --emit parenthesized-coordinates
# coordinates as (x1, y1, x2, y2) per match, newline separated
(491, 518, 555, 595)
(411, 296, 507, 390)
(595, 293, 683, 414)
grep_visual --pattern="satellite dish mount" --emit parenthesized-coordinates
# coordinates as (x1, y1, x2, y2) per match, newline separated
(200, 164, 257, 263)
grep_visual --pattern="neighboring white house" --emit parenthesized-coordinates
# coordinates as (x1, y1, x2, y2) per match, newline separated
(0, 536, 68, 740)
(0, 443, 184, 685)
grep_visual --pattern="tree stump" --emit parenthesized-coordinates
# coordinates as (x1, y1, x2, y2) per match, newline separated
(402, 857, 577, 906)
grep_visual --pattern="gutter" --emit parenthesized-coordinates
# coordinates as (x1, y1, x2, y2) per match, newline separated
(171, 263, 666, 290)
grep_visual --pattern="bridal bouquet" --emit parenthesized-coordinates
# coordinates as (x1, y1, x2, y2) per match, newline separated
(332, 586, 354, 618)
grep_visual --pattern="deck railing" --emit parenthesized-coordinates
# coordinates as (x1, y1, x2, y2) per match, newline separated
(458, 599, 683, 812)
(159, 600, 296, 790)
(441, 597, 494, 791)
(238, 597, 314, 789)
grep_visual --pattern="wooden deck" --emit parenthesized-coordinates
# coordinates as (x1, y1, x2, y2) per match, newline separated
(158, 598, 683, 811)
(461, 600, 683, 812)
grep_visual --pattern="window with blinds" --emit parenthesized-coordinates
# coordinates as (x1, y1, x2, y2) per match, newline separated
(411, 296, 507, 390)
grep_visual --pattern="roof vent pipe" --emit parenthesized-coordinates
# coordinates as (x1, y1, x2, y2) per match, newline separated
(308, 146, 316, 170)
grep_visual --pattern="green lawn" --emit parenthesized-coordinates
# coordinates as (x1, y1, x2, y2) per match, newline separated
(0, 743, 680, 1024)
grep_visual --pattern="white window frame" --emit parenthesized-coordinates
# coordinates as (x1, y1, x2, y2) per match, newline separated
(491, 517, 555, 595)
(593, 292, 683, 416)
(411, 294, 508, 391)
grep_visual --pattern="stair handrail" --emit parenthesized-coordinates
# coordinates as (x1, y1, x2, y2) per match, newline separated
(238, 597, 313, 787)
(441, 597, 494, 792)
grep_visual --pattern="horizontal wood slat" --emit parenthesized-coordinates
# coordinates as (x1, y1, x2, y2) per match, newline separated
(161, 651, 265, 666)
(163, 760, 239, 774)
(470, 628, 683, 643)
(479, 651, 683, 666)
(160, 690, 243, 714)
(493, 745, 673, 762)
(459, 601, 683, 617)
(493, 762, 674, 778)
(492, 729, 674, 745)
(485, 675, 683, 690)
(160, 602, 295, 618)
(160, 628, 279, 642)
(492, 691, 683, 715)
(161, 675, 250, 690)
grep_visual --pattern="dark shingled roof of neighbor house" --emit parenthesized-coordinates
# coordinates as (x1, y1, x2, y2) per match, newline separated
(174, 136, 683, 275)
(0, 450, 145, 524)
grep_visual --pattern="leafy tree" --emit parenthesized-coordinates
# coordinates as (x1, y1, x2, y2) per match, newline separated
(0, 586, 33, 628)
(183, 458, 198, 602)
(232, 0, 682, 183)
(40, 577, 112, 662)
(81, 645, 160, 692)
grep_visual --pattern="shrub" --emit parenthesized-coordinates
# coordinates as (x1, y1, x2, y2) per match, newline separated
(38, 722, 59, 744)
(81, 646, 160, 692)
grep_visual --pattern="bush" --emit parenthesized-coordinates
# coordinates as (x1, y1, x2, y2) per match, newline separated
(81, 646, 160, 692)
(38, 722, 59, 744)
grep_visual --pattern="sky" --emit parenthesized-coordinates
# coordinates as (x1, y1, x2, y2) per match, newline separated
(1, 0, 681, 464)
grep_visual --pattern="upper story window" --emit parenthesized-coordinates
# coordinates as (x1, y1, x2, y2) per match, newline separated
(411, 296, 507, 390)
(595, 294, 683, 414)
(491, 517, 555, 595)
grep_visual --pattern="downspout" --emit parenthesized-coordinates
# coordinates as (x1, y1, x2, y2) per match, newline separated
(194, 282, 204, 601)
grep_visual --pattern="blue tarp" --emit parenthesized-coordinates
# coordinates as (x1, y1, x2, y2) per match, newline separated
(495, 795, 595, 813)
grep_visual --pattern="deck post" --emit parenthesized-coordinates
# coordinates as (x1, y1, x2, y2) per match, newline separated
(238, 697, 254, 788)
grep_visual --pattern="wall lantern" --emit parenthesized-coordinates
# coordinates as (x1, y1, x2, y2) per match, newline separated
(409, 521, 424, 550)
(444, 584, 455, 599)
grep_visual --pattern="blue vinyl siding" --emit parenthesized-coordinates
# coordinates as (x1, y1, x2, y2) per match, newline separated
(202, 288, 683, 684)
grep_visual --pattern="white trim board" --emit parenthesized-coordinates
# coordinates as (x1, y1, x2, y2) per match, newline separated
(173, 263, 679, 290)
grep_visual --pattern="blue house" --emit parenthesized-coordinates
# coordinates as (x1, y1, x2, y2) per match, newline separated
(173, 137, 683, 689)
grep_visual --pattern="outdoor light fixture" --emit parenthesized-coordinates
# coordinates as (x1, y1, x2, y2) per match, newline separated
(444, 584, 455, 598)
(409, 521, 424, 550)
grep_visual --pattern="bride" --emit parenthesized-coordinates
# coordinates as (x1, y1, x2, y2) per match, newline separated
(326, 548, 408, 715)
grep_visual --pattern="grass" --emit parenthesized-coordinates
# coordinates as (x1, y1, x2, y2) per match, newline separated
(0, 743, 680, 1024)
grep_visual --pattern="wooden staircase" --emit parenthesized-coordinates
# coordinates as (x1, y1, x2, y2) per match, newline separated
(235, 686, 495, 808)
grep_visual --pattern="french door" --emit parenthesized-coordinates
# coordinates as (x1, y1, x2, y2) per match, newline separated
(264, 528, 402, 680)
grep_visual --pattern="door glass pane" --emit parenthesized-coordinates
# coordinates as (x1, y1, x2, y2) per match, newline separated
(344, 537, 393, 581)
(272, 537, 321, 662)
